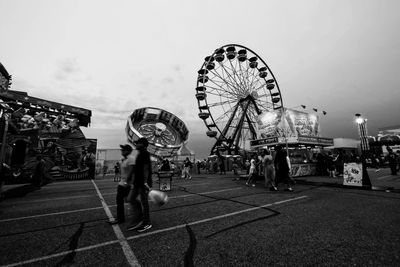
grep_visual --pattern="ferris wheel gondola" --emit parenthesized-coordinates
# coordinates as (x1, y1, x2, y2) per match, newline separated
(195, 44, 284, 155)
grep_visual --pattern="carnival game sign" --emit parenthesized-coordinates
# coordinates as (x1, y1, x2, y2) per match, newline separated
(256, 109, 282, 138)
(343, 163, 363, 187)
(286, 109, 320, 137)
(256, 108, 320, 139)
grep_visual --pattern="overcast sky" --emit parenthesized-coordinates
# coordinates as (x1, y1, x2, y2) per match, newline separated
(1, 0, 399, 159)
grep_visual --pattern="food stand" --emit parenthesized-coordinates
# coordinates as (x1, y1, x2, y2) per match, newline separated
(250, 108, 333, 177)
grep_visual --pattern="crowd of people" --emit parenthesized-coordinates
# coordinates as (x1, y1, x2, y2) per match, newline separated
(315, 148, 400, 177)
(100, 141, 400, 234)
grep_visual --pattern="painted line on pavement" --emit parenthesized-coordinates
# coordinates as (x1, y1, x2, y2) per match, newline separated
(169, 187, 242, 199)
(0, 187, 242, 223)
(0, 195, 307, 267)
(0, 206, 104, 223)
(4, 192, 115, 205)
(174, 182, 212, 187)
(127, 195, 308, 240)
(91, 179, 140, 267)
(1, 239, 120, 267)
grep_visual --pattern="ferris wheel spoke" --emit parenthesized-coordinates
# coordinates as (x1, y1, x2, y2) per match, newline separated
(241, 60, 253, 92)
(229, 59, 248, 95)
(211, 63, 239, 93)
(249, 74, 264, 92)
(227, 59, 247, 96)
(248, 68, 259, 91)
(252, 82, 267, 93)
(213, 104, 239, 124)
(218, 62, 244, 95)
(207, 84, 239, 100)
(204, 88, 238, 101)
(207, 99, 238, 108)
(207, 71, 240, 97)
(209, 69, 238, 91)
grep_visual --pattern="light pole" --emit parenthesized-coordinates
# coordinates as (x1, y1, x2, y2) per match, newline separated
(354, 113, 372, 188)
(355, 113, 369, 152)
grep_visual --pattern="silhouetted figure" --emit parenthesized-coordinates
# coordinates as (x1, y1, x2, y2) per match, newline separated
(274, 146, 294, 192)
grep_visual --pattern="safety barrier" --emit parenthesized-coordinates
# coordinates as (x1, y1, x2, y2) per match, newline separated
(60, 168, 90, 180)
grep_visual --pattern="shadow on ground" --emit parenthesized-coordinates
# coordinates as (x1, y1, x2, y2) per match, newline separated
(1, 184, 41, 199)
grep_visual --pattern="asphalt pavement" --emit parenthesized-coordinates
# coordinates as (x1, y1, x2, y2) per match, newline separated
(0, 171, 399, 266)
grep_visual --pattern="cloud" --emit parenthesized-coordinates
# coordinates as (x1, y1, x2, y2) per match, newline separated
(59, 58, 80, 73)
(162, 77, 174, 84)
(54, 58, 91, 83)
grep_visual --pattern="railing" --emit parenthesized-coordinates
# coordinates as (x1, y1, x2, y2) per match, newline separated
(60, 168, 90, 180)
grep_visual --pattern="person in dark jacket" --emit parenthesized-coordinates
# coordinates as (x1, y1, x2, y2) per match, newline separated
(127, 138, 153, 232)
(387, 148, 398, 175)
(274, 146, 294, 192)
(160, 159, 171, 171)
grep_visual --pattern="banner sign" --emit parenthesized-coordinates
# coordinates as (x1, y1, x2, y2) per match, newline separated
(290, 163, 317, 177)
(297, 135, 334, 146)
(257, 108, 320, 139)
(250, 137, 279, 147)
(343, 163, 363, 187)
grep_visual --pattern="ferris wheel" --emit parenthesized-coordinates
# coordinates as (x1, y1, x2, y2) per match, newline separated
(195, 44, 284, 155)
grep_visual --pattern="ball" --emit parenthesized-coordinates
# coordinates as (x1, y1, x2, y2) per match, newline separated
(148, 190, 169, 206)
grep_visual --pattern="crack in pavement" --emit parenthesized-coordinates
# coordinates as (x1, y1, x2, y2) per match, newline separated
(183, 224, 197, 267)
(55, 222, 85, 266)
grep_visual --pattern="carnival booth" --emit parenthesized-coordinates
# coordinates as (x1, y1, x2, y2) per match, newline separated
(368, 127, 400, 154)
(250, 108, 333, 177)
(0, 89, 94, 183)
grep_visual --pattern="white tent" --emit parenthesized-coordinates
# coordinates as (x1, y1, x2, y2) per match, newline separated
(175, 142, 195, 162)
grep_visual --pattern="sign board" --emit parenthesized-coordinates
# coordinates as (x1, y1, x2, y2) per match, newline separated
(158, 171, 173, 191)
(159, 178, 171, 191)
(256, 108, 320, 139)
(343, 163, 363, 186)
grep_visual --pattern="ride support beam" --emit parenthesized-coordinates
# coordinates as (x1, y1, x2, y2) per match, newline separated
(232, 100, 251, 149)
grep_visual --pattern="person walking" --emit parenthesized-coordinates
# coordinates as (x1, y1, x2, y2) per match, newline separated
(181, 157, 192, 179)
(326, 152, 337, 178)
(109, 144, 136, 225)
(113, 162, 121, 182)
(218, 154, 226, 175)
(262, 149, 277, 191)
(127, 138, 153, 232)
(160, 158, 171, 171)
(32, 155, 45, 188)
(84, 150, 96, 179)
(274, 146, 294, 192)
(387, 148, 398, 175)
(246, 155, 257, 187)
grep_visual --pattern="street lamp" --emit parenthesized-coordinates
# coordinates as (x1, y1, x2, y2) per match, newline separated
(354, 113, 372, 188)
(355, 113, 369, 152)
